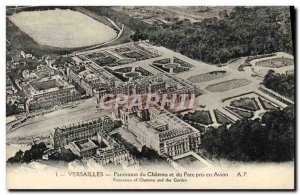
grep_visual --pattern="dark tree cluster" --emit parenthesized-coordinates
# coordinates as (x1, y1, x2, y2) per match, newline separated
(136, 146, 167, 162)
(201, 106, 294, 162)
(8, 142, 48, 163)
(6, 103, 22, 117)
(131, 6, 293, 64)
(263, 70, 295, 100)
(111, 133, 167, 163)
(48, 148, 80, 162)
(8, 143, 80, 163)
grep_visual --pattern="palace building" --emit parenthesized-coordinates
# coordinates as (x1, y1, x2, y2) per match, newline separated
(52, 116, 138, 167)
(67, 41, 196, 108)
(117, 105, 201, 158)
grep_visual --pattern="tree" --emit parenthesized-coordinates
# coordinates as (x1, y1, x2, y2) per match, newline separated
(7, 150, 24, 163)
(128, 6, 293, 64)
(263, 70, 294, 100)
(7, 142, 48, 163)
(201, 106, 294, 162)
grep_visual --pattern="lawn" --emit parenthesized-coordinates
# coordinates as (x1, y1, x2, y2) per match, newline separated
(114, 67, 132, 73)
(205, 79, 251, 92)
(256, 57, 294, 68)
(153, 58, 171, 64)
(226, 106, 253, 119)
(230, 97, 260, 111)
(122, 51, 146, 60)
(9, 9, 117, 48)
(213, 109, 232, 125)
(6, 18, 67, 57)
(258, 97, 279, 111)
(174, 57, 193, 68)
(183, 110, 212, 125)
(94, 56, 117, 66)
(135, 67, 153, 76)
(188, 71, 228, 83)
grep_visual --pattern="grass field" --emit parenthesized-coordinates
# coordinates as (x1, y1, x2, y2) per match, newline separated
(258, 97, 279, 110)
(213, 110, 232, 124)
(230, 97, 260, 111)
(205, 79, 251, 92)
(188, 71, 229, 83)
(256, 57, 294, 68)
(183, 110, 212, 125)
(226, 106, 253, 118)
(6, 7, 134, 56)
(9, 9, 117, 48)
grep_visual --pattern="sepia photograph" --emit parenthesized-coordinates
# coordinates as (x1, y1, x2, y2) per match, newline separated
(5, 5, 295, 190)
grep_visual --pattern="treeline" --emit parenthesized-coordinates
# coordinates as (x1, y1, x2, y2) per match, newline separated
(201, 106, 294, 162)
(83, 6, 150, 32)
(6, 102, 23, 116)
(263, 70, 294, 100)
(130, 6, 293, 64)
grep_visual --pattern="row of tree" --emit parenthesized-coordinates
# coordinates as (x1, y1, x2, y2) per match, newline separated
(201, 106, 294, 162)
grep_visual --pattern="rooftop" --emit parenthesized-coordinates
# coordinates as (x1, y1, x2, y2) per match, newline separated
(55, 116, 112, 132)
(159, 127, 194, 141)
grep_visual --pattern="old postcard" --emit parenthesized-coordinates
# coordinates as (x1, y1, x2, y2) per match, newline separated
(6, 6, 295, 190)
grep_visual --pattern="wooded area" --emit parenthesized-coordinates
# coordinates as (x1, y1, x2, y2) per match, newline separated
(201, 106, 294, 162)
(263, 70, 295, 100)
(131, 6, 293, 64)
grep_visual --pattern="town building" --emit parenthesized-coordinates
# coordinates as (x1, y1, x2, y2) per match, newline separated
(92, 132, 134, 166)
(52, 116, 114, 148)
(52, 116, 138, 168)
(22, 75, 80, 112)
(22, 64, 55, 82)
(6, 76, 16, 96)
